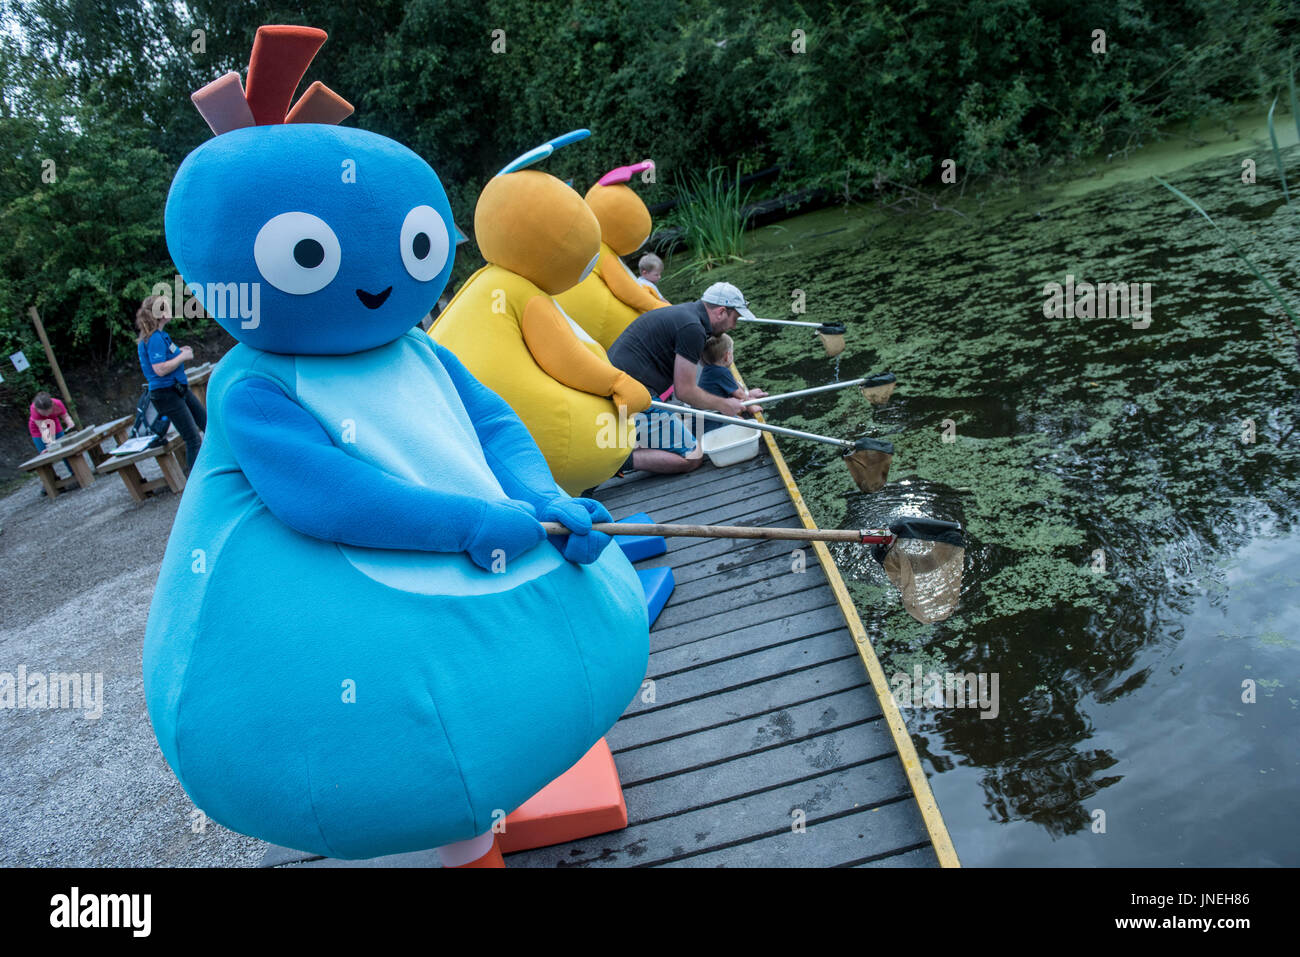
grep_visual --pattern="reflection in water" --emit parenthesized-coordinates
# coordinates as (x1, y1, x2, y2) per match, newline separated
(664, 141, 1300, 862)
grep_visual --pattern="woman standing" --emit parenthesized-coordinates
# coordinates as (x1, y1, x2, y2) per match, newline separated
(136, 294, 205, 475)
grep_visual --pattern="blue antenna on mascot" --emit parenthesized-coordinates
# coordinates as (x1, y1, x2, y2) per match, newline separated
(495, 129, 591, 177)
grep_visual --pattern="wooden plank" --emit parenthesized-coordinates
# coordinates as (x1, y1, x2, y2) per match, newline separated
(606, 474, 787, 525)
(649, 587, 837, 654)
(32, 463, 61, 499)
(508, 742, 911, 868)
(662, 548, 829, 604)
(852, 844, 940, 867)
(653, 796, 928, 868)
(98, 435, 183, 473)
(114, 464, 149, 503)
(624, 628, 859, 722)
(614, 684, 885, 781)
(66, 452, 94, 488)
(647, 603, 849, 676)
(608, 655, 870, 748)
(156, 451, 188, 493)
(652, 571, 828, 632)
(645, 537, 804, 588)
(600, 461, 776, 515)
(639, 487, 793, 527)
(598, 455, 770, 498)
(596, 458, 770, 504)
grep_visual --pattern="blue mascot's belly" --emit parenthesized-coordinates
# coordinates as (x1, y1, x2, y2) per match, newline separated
(142, 338, 648, 858)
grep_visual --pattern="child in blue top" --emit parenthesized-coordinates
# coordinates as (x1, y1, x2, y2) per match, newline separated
(695, 334, 766, 432)
(136, 294, 206, 474)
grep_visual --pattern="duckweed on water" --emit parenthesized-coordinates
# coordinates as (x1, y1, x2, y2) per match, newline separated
(658, 141, 1300, 843)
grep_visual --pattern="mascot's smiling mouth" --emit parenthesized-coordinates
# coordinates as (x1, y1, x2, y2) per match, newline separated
(356, 286, 393, 309)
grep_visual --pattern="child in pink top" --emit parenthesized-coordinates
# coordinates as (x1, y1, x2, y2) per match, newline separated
(27, 391, 76, 482)
(28, 392, 73, 448)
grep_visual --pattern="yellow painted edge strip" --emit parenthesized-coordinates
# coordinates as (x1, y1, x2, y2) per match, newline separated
(732, 366, 960, 867)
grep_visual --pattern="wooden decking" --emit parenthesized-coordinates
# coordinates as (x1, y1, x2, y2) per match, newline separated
(262, 442, 947, 868)
(507, 452, 940, 867)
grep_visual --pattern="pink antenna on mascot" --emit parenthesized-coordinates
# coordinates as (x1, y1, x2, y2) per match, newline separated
(190, 25, 354, 135)
(597, 160, 654, 186)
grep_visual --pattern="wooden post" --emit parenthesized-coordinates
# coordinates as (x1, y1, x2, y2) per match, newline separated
(28, 306, 77, 425)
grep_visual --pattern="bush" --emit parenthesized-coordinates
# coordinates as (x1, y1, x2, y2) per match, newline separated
(1, 0, 1295, 403)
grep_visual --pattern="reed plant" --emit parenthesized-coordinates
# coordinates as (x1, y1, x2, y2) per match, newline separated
(668, 166, 752, 279)
(1154, 64, 1300, 331)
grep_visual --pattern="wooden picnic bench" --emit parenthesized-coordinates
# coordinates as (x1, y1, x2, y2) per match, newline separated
(18, 415, 138, 500)
(84, 415, 136, 470)
(97, 433, 188, 502)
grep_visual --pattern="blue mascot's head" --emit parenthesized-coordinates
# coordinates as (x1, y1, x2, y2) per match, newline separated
(165, 25, 455, 356)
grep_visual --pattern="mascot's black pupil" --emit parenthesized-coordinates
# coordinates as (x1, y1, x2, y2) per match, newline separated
(412, 232, 431, 259)
(294, 238, 325, 268)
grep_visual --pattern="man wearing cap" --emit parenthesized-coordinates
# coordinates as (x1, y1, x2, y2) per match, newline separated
(607, 282, 761, 474)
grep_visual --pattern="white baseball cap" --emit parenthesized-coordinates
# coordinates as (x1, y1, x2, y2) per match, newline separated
(700, 282, 757, 320)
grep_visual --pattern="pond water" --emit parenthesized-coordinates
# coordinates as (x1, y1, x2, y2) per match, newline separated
(657, 115, 1300, 866)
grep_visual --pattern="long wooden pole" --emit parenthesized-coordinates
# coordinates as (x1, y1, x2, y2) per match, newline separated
(28, 306, 76, 423)
(540, 521, 895, 544)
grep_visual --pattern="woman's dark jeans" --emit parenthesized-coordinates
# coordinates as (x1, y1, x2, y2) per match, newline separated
(149, 384, 207, 476)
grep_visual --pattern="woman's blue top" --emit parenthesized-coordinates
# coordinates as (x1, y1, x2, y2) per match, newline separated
(138, 329, 189, 390)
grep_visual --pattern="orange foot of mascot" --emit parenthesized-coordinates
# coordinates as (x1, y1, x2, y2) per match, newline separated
(441, 832, 506, 868)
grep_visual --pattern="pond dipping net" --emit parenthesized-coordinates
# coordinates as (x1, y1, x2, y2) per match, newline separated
(859, 373, 897, 406)
(843, 438, 894, 493)
(873, 519, 966, 623)
(817, 329, 845, 357)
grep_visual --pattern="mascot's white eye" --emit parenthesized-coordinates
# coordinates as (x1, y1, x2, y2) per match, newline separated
(253, 212, 341, 295)
(400, 206, 450, 282)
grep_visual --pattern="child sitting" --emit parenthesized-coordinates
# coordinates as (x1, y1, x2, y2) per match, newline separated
(636, 253, 668, 302)
(695, 334, 767, 431)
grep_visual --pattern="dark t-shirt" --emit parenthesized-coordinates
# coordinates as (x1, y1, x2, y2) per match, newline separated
(695, 363, 740, 433)
(607, 301, 711, 397)
(696, 363, 739, 399)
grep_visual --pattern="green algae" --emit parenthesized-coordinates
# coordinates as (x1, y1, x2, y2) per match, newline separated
(656, 136, 1300, 840)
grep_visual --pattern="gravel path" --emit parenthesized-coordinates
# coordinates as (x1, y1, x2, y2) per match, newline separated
(0, 466, 266, 866)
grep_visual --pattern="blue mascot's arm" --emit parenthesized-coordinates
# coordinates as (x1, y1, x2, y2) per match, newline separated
(429, 340, 614, 564)
(223, 376, 544, 563)
(428, 339, 566, 507)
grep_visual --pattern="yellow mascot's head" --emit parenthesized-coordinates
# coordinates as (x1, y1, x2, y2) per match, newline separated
(475, 170, 600, 296)
(584, 182, 652, 256)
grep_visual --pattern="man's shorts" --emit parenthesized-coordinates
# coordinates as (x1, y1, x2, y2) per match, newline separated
(634, 409, 697, 457)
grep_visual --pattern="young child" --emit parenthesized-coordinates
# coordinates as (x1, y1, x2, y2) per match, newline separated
(28, 391, 76, 481)
(695, 334, 767, 432)
(636, 253, 668, 302)
(28, 391, 74, 448)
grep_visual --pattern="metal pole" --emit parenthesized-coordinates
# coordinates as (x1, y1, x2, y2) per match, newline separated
(748, 379, 871, 406)
(737, 316, 821, 329)
(648, 399, 853, 451)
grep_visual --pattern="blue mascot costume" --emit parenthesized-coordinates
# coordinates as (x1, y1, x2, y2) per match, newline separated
(142, 25, 649, 866)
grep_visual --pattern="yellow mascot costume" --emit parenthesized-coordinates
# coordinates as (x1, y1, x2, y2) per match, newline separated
(555, 160, 668, 351)
(430, 132, 651, 495)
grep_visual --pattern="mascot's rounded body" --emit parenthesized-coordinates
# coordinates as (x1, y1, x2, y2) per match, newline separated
(430, 166, 650, 497)
(143, 54, 647, 860)
(432, 262, 631, 496)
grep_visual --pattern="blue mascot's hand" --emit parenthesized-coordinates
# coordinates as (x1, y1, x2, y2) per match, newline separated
(540, 497, 614, 565)
(466, 500, 546, 571)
